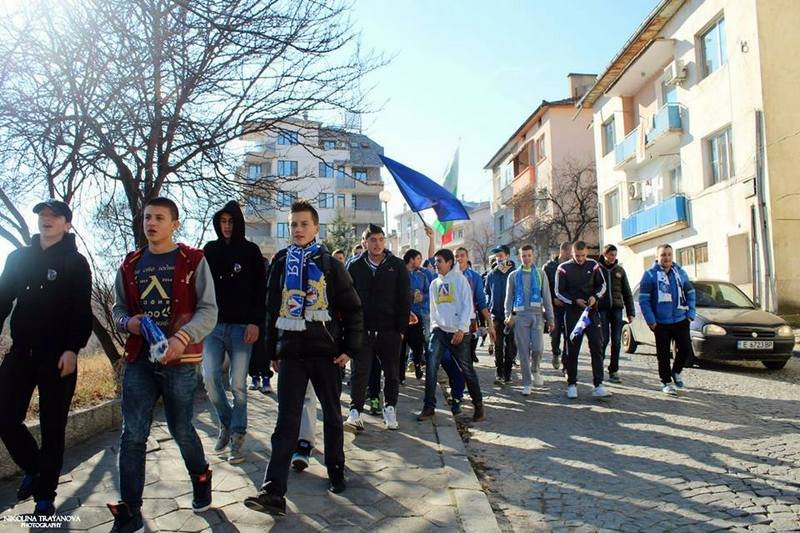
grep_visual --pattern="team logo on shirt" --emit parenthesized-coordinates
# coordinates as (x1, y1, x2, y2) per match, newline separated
(436, 283, 454, 304)
(47, 269, 57, 281)
(233, 262, 242, 274)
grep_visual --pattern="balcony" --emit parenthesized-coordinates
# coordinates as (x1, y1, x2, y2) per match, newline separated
(500, 182, 513, 204)
(621, 194, 689, 244)
(615, 103, 684, 169)
(512, 166, 535, 197)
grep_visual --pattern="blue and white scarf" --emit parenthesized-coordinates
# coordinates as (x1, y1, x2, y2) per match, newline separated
(277, 241, 330, 331)
(656, 263, 688, 310)
(513, 266, 542, 312)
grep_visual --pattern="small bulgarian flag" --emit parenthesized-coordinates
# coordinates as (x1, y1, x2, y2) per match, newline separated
(433, 147, 459, 243)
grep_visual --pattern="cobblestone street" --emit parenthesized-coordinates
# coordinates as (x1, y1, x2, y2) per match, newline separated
(462, 342, 800, 532)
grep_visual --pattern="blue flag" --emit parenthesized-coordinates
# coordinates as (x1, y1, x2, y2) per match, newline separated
(379, 155, 470, 222)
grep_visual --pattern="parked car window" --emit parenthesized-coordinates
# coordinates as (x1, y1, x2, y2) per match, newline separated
(694, 281, 754, 309)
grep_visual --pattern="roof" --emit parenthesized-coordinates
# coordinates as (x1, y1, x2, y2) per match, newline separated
(319, 128, 385, 168)
(578, 0, 685, 108)
(483, 97, 578, 170)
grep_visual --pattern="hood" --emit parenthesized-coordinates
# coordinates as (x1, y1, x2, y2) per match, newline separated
(31, 232, 78, 255)
(212, 201, 246, 242)
(599, 256, 618, 269)
(697, 307, 785, 327)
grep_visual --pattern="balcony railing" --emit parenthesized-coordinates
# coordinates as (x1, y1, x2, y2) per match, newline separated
(621, 194, 689, 241)
(614, 128, 638, 166)
(512, 166, 535, 197)
(645, 103, 682, 144)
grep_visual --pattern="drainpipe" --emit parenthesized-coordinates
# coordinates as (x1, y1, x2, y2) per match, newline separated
(755, 110, 777, 312)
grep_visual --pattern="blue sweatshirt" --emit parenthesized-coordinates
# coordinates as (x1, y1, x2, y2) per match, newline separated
(461, 267, 488, 318)
(485, 262, 515, 320)
(639, 262, 696, 325)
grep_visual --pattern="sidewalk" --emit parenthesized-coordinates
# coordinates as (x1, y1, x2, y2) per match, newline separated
(0, 371, 498, 532)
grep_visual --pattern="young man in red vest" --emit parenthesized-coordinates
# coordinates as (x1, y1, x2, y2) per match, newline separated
(108, 197, 218, 532)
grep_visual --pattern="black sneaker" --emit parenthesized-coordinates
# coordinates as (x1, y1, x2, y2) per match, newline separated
(328, 464, 346, 494)
(34, 500, 55, 517)
(414, 364, 423, 380)
(108, 502, 144, 533)
(451, 399, 462, 415)
(416, 406, 435, 421)
(608, 372, 622, 384)
(17, 473, 38, 501)
(190, 469, 212, 513)
(473, 403, 485, 422)
(244, 487, 286, 516)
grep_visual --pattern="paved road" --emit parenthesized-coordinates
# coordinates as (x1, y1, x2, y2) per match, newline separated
(460, 341, 800, 532)
(0, 374, 480, 532)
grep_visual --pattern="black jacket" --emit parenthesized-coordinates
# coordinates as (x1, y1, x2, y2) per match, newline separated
(0, 233, 92, 355)
(597, 257, 635, 315)
(554, 258, 607, 307)
(265, 245, 363, 361)
(347, 251, 410, 334)
(203, 201, 267, 325)
(543, 257, 563, 297)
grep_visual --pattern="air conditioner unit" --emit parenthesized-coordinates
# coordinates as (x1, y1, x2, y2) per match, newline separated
(628, 182, 642, 200)
(662, 60, 687, 86)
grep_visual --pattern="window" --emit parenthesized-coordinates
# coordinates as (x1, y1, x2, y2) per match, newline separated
(677, 242, 709, 267)
(277, 131, 299, 145)
(601, 118, 616, 156)
(695, 243, 708, 264)
(318, 224, 327, 239)
(276, 191, 297, 207)
(661, 80, 678, 105)
(500, 163, 514, 189)
(498, 214, 506, 232)
(605, 188, 620, 228)
(319, 162, 334, 178)
(456, 229, 464, 240)
(701, 17, 727, 77)
(350, 141, 359, 148)
(351, 194, 358, 209)
(335, 166, 346, 179)
(277, 222, 289, 238)
(337, 194, 346, 208)
(535, 135, 546, 162)
(353, 169, 368, 181)
(707, 127, 733, 184)
(247, 164, 263, 181)
(318, 192, 334, 208)
(669, 165, 683, 194)
(277, 160, 298, 177)
(322, 140, 336, 150)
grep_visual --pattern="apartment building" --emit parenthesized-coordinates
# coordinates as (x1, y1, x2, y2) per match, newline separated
(485, 74, 598, 260)
(582, 0, 800, 312)
(395, 200, 493, 272)
(239, 119, 385, 258)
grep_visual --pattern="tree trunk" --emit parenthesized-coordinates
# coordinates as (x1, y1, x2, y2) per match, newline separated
(92, 314, 122, 368)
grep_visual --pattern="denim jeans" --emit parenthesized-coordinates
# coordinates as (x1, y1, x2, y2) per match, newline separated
(202, 323, 253, 434)
(440, 349, 465, 401)
(599, 308, 624, 374)
(423, 328, 482, 409)
(120, 358, 208, 509)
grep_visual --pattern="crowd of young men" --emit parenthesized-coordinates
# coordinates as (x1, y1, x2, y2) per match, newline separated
(0, 196, 697, 528)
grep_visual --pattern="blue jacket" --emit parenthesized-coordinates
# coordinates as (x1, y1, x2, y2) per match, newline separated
(409, 268, 431, 317)
(639, 262, 696, 326)
(461, 267, 488, 316)
(484, 262, 515, 320)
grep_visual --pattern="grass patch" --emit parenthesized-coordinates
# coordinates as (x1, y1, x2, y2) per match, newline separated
(25, 352, 118, 421)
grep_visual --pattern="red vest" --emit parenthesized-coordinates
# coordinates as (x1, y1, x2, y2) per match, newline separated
(119, 243, 205, 365)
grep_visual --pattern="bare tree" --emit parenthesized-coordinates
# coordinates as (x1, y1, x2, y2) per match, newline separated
(511, 159, 598, 258)
(467, 221, 495, 271)
(0, 0, 383, 365)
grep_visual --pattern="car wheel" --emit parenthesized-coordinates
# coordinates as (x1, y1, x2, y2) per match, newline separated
(762, 359, 788, 370)
(622, 325, 637, 354)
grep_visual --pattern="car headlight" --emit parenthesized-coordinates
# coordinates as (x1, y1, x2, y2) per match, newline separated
(776, 325, 793, 337)
(703, 324, 727, 336)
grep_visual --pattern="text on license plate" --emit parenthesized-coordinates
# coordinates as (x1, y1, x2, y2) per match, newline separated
(737, 340, 773, 350)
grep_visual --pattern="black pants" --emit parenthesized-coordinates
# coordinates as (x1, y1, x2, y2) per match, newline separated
(248, 330, 273, 380)
(564, 307, 605, 387)
(351, 331, 401, 410)
(262, 356, 344, 497)
(492, 318, 516, 379)
(550, 306, 567, 358)
(599, 308, 624, 374)
(399, 322, 425, 381)
(654, 319, 692, 384)
(0, 347, 77, 502)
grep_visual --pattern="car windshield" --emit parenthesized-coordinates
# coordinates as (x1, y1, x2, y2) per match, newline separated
(693, 281, 755, 309)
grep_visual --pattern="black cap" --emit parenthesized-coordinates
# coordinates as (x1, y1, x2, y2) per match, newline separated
(33, 199, 73, 222)
(491, 244, 510, 255)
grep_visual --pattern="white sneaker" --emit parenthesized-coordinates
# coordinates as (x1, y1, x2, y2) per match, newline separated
(593, 384, 611, 398)
(344, 409, 364, 432)
(533, 373, 544, 387)
(566, 384, 578, 399)
(662, 383, 678, 396)
(521, 385, 531, 396)
(383, 406, 399, 430)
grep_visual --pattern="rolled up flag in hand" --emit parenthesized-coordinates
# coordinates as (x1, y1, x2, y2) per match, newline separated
(569, 307, 592, 341)
(140, 316, 169, 363)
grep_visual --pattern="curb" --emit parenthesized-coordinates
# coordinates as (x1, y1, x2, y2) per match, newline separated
(0, 399, 121, 480)
(432, 387, 501, 533)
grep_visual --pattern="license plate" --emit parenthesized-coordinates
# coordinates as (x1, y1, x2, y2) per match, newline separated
(737, 340, 773, 350)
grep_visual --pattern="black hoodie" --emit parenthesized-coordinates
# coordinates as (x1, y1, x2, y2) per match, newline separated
(347, 250, 410, 334)
(0, 233, 93, 355)
(203, 201, 267, 325)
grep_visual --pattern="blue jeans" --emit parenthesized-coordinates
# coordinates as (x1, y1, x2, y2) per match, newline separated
(202, 323, 253, 435)
(424, 328, 482, 409)
(441, 349, 465, 401)
(120, 358, 207, 509)
(599, 308, 624, 374)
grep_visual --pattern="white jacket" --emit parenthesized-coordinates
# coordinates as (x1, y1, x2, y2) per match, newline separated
(429, 268, 473, 333)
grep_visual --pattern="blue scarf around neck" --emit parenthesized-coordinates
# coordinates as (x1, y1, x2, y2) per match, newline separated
(277, 241, 330, 331)
(513, 265, 542, 311)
